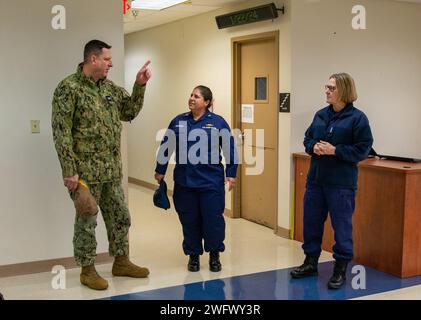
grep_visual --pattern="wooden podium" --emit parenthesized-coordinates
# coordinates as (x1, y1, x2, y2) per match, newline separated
(293, 153, 421, 278)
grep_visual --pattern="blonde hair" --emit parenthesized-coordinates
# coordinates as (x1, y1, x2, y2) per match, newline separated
(329, 73, 358, 103)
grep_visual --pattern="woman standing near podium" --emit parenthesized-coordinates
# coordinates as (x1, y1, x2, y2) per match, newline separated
(290, 73, 373, 289)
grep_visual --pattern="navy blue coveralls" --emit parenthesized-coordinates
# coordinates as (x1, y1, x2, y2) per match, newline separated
(303, 103, 373, 262)
(155, 110, 238, 256)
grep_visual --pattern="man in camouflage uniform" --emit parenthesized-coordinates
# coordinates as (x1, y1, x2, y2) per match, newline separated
(52, 40, 151, 290)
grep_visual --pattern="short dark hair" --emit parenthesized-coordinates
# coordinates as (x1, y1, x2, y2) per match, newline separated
(83, 40, 112, 62)
(194, 85, 213, 109)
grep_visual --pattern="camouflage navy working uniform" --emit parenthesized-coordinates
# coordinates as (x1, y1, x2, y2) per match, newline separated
(52, 63, 146, 267)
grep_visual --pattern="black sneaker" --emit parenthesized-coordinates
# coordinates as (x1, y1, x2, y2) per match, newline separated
(188, 255, 200, 272)
(209, 251, 222, 272)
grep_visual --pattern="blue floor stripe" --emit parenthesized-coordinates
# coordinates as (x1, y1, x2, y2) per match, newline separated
(103, 261, 421, 300)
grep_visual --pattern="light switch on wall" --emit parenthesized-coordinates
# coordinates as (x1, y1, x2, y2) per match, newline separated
(31, 120, 40, 133)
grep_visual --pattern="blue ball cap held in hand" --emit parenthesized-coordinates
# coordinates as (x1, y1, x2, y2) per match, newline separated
(153, 180, 170, 210)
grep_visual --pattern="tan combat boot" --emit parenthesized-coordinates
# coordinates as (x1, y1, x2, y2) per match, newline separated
(112, 255, 150, 278)
(80, 265, 108, 290)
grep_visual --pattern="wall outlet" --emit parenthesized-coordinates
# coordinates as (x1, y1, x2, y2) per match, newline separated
(31, 120, 40, 133)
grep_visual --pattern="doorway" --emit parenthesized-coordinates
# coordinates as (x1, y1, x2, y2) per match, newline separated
(231, 31, 279, 230)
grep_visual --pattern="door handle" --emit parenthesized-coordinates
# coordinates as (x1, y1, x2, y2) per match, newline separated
(248, 145, 275, 150)
(237, 132, 246, 146)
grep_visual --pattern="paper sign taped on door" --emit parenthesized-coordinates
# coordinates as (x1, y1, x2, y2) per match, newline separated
(241, 104, 254, 123)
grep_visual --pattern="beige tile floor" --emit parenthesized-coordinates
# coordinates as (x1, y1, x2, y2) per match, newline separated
(1, 184, 420, 300)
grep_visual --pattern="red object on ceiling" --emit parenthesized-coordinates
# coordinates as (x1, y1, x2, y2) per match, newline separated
(123, 0, 131, 15)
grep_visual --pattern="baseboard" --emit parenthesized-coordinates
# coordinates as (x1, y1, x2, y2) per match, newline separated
(129, 177, 173, 196)
(224, 208, 232, 217)
(0, 253, 112, 278)
(275, 226, 291, 239)
(128, 177, 156, 190)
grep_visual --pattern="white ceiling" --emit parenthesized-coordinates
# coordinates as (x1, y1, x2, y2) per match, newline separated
(123, 0, 247, 34)
(123, 0, 421, 35)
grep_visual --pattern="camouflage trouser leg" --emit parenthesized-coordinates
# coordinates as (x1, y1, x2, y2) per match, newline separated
(99, 182, 131, 257)
(73, 183, 101, 267)
(73, 182, 131, 267)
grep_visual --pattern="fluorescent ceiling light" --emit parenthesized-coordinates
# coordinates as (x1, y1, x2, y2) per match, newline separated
(131, 0, 187, 10)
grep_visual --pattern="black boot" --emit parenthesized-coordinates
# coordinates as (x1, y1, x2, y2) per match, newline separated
(188, 255, 200, 272)
(327, 260, 348, 289)
(290, 256, 319, 278)
(209, 251, 222, 272)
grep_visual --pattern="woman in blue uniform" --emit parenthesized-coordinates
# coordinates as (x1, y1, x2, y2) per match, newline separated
(290, 73, 373, 289)
(154, 85, 238, 272)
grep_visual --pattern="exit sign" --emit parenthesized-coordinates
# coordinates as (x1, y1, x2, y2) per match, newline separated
(215, 3, 281, 29)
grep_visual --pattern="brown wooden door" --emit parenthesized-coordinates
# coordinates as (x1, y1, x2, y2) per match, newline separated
(233, 32, 279, 229)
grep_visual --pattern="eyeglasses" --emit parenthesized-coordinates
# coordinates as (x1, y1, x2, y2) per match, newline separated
(325, 85, 336, 92)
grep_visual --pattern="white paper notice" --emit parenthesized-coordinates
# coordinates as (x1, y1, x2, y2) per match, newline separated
(241, 104, 254, 123)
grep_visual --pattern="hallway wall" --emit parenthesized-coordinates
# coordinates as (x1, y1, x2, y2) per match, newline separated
(125, 0, 292, 229)
(126, 0, 421, 234)
(291, 0, 421, 158)
(0, 0, 126, 265)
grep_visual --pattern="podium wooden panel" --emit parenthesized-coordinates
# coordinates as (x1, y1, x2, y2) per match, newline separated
(293, 153, 421, 278)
